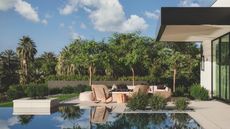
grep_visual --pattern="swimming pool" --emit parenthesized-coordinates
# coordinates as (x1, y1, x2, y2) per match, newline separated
(0, 106, 202, 129)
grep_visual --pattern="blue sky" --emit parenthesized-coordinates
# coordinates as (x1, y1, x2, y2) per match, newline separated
(0, 0, 215, 55)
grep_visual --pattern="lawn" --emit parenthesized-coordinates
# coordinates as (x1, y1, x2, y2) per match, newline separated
(0, 93, 79, 107)
(48, 93, 79, 102)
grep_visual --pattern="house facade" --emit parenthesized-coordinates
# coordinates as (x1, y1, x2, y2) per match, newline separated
(156, 0, 230, 101)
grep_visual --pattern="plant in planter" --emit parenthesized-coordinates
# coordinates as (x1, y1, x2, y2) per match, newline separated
(127, 93, 148, 110)
(190, 84, 209, 100)
(175, 97, 189, 110)
(149, 94, 167, 110)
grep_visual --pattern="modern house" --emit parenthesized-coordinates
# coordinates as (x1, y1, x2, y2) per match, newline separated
(156, 0, 230, 102)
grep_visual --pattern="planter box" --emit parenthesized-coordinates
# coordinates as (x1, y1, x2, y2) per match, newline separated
(13, 98, 59, 115)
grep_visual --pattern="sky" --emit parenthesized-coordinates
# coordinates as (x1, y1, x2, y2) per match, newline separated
(0, 0, 215, 55)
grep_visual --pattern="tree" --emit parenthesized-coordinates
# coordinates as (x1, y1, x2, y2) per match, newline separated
(16, 36, 37, 84)
(0, 49, 19, 92)
(73, 40, 104, 86)
(109, 33, 150, 86)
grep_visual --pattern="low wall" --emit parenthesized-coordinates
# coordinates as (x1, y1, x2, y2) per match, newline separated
(48, 81, 147, 89)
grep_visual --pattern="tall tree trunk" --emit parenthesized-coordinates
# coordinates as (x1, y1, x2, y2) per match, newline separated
(89, 65, 92, 86)
(131, 67, 135, 86)
(173, 67, 176, 92)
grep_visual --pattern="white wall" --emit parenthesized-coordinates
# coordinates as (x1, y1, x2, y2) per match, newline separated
(212, 0, 230, 7)
(200, 40, 212, 95)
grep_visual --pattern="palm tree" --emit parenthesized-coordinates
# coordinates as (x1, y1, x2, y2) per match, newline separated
(16, 36, 37, 84)
(0, 49, 19, 91)
(40, 52, 57, 75)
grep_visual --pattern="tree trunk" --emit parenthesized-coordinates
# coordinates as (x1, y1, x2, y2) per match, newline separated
(131, 67, 135, 86)
(89, 65, 92, 86)
(173, 68, 176, 92)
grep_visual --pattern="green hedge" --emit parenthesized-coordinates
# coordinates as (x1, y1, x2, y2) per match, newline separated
(25, 84, 48, 99)
(173, 86, 186, 97)
(7, 85, 26, 100)
(46, 75, 160, 83)
(49, 84, 91, 95)
(190, 84, 209, 100)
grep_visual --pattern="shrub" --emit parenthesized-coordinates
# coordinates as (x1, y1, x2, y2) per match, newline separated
(75, 84, 91, 93)
(175, 97, 189, 110)
(0, 93, 8, 102)
(25, 84, 48, 99)
(190, 84, 209, 100)
(173, 86, 185, 97)
(61, 86, 75, 94)
(7, 85, 26, 100)
(127, 93, 149, 110)
(49, 88, 62, 95)
(149, 94, 167, 110)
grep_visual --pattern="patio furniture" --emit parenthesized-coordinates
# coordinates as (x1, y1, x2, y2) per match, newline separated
(133, 85, 149, 94)
(79, 91, 93, 101)
(112, 92, 130, 103)
(91, 84, 113, 103)
(152, 85, 172, 99)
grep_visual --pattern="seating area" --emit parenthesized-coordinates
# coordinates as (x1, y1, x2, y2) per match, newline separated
(79, 84, 172, 103)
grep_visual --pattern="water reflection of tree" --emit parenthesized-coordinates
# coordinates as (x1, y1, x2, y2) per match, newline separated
(149, 113, 167, 125)
(58, 105, 84, 129)
(93, 114, 130, 129)
(17, 115, 34, 125)
(170, 113, 191, 129)
(126, 114, 150, 129)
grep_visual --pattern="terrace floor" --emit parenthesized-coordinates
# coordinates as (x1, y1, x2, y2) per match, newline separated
(64, 99, 230, 129)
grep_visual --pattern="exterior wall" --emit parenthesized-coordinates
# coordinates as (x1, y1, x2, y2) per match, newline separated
(212, 0, 230, 7)
(201, 40, 212, 95)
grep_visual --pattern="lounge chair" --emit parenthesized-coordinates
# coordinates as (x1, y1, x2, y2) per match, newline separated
(133, 85, 149, 94)
(91, 84, 113, 103)
(90, 106, 112, 124)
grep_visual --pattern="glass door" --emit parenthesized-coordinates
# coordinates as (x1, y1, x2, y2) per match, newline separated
(212, 33, 230, 101)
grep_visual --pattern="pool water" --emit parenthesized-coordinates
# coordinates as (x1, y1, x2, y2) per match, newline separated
(0, 106, 202, 129)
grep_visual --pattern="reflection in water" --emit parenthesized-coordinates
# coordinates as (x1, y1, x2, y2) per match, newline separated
(0, 106, 202, 129)
(58, 105, 84, 129)
(90, 106, 112, 124)
(17, 115, 33, 125)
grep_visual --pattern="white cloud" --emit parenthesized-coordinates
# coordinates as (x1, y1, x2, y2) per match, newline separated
(59, 0, 148, 33)
(71, 31, 85, 39)
(83, 7, 92, 13)
(68, 25, 85, 39)
(59, 0, 79, 15)
(121, 15, 148, 33)
(80, 23, 87, 29)
(14, 0, 40, 22)
(178, 0, 200, 7)
(144, 9, 160, 20)
(41, 19, 48, 25)
(0, 0, 16, 11)
(0, 0, 41, 23)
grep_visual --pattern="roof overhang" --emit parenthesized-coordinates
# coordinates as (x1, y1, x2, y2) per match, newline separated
(156, 7, 230, 42)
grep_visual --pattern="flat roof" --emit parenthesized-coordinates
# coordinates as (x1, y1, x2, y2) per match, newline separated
(156, 7, 230, 42)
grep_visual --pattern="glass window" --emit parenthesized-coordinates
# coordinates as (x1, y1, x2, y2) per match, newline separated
(212, 33, 230, 100)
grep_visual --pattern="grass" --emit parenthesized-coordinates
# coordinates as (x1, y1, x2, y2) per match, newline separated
(0, 93, 79, 107)
(49, 93, 79, 102)
(0, 101, 13, 107)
